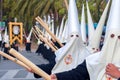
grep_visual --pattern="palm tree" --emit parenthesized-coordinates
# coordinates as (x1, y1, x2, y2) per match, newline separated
(2, 0, 107, 32)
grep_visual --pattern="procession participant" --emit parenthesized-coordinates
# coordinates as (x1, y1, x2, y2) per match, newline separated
(25, 28, 32, 52)
(11, 40, 19, 51)
(51, 0, 90, 74)
(86, 0, 109, 53)
(33, 0, 90, 78)
(2, 28, 9, 60)
(50, 0, 120, 80)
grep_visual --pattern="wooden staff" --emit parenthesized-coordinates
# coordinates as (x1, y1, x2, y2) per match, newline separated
(35, 16, 64, 47)
(31, 28, 40, 41)
(35, 18, 55, 41)
(9, 48, 51, 80)
(32, 28, 57, 52)
(34, 26, 44, 36)
(32, 28, 44, 42)
(34, 26, 59, 50)
(47, 39, 59, 50)
(0, 51, 31, 71)
(33, 26, 57, 49)
(64, 0, 68, 10)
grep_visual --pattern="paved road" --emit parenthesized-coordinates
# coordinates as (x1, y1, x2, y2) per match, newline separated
(0, 50, 49, 80)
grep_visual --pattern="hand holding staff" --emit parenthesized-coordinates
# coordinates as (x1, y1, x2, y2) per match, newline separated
(9, 48, 51, 80)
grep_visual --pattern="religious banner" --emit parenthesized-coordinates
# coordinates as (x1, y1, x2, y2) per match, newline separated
(9, 22, 23, 45)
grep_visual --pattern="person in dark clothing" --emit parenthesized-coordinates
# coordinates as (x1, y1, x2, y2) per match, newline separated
(2, 42, 9, 60)
(32, 58, 120, 80)
(25, 28, 32, 52)
(50, 61, 120, 80)
(32, 0, 120, 79)
(39, 41, 65, 61)
(11, 41, 19, 51)
(51, 40, 61, 49)
(33, 60, 88, 79)
(35, 42, 45, 55)
(24, 37, 31, 52)
(33, 41, 65, 78)
(36, 41, 55, 61)
(25, 42, 31, 52)
(33, 41, 56, 78)
(34, 56, 56, 78)
(35, 41, 65, 61)
(14, 43, 19, 51)
(44, 48, 55, 62)
(51, 60, 89, 80)
(1, 42, 5, 51)
(49, 0, 120, 79)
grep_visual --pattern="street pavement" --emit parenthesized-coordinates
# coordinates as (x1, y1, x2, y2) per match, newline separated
(0, 49, 49, 80)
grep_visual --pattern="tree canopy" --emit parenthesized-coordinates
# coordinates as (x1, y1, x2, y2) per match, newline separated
(1, 0, 108, 32)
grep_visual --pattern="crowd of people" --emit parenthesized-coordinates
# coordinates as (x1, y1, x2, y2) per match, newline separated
(0, 0, 120, 80)
(32, 0, 120, 80)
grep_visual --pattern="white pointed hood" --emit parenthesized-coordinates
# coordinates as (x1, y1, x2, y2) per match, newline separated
(43, 15, 47, 23)
(4, 28, 9, 43)
(52, 0, 90, 74)
(55, 26, 59, 38)
(26, 28, 33, 42)
(51, 18, 54, 35)
(61, 20, 68, 43)
(47, 14, 51, 25)
(58, 15, 66, 41)
(87, 0, 110, 53)
(0, 32, 2, 41)
(86, 1, 95, 43)
(86, 0, 120, 80)
(105, 0, 120, 38)
(81, 4, 87, 44)
(67, 0, 80, 36)
(35, 21, 40, 27)
(37, 39, 42, 45)
(47, 14, 52, 40)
